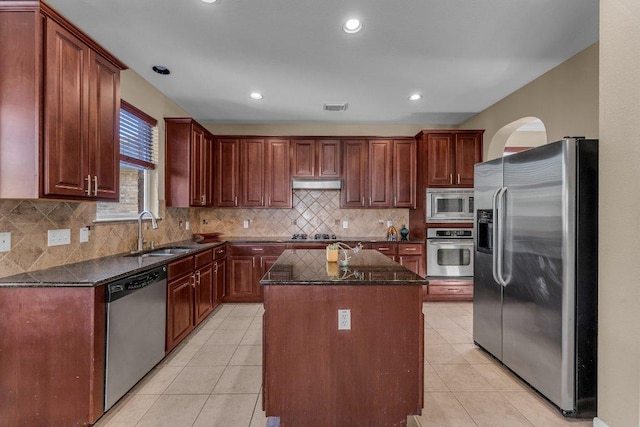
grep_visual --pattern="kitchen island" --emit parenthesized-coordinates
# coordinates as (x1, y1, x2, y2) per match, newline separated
(260, 249, 426, 427)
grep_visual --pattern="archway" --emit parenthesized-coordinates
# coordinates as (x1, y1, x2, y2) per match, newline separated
(486, 117, 547, 160)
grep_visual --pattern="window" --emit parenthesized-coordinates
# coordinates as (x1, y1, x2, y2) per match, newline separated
(96, 101, 159, 220)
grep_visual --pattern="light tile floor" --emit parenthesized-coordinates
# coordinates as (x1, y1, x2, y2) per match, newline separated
(95, 302, 593, 427)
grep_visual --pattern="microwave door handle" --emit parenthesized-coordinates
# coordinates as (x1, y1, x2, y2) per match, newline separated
(496, 187, 508, 287)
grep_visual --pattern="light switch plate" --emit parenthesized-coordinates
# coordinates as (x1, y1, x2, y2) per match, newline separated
(79, 227, 89, 243)
(243, 220, 250, 228)
(48, 229, 71, 246)
(342, 220, 349, 229)
(0, 232, 11, 252)
(185, 221, 190, 230)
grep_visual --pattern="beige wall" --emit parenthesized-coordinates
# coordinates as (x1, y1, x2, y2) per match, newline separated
(505, 130, 547, 149)
(599, 0, 640, 425)
(461, 43, 599, 160)
(120, 69, 190, 200)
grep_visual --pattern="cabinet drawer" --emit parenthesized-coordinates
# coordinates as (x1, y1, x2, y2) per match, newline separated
(427, 284, 473, 296)
(213, 244, 227, 260)
(230, 244, 286, 256)
(194, 249, 213, 268)
(168, 256, 194, 280)
(398, 244, 423, 256)
(370, 243, 397, 255)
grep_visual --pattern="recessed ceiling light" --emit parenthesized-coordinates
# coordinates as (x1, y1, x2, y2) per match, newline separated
(408, 94, 422, 101)
(201, 0, 217, 3)
(152, 65, 170, 75)
(343, 18, 362, 34)
(250, 92, 263, 100)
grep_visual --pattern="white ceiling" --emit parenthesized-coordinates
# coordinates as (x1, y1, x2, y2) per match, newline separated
(47, 0, 599, 125)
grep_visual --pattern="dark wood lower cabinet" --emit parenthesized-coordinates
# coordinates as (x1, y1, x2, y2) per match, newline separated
(424, 278, 473, 301)
(0, 286, 105, 426)
(194, 263, 213, 325)
(167, 272, 195, 352)
(225, 244, 285, 303)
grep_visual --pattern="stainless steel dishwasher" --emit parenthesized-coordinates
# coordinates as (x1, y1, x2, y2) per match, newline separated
(104, 265, 167, 410)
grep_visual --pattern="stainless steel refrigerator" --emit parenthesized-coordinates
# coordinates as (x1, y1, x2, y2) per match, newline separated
(473, 137, 597, 417)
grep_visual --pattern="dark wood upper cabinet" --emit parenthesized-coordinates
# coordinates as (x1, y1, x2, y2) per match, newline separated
(215, 138, 240, 207)
(0, 3, 125, 200)
(241, 139, 266, 207)
(368, 140, 393, 208)
(393, 139, 416, 208)
(165, 118, 214, 207)
(341, 139, 368, 208)
(291, 139, 340, 178)
(422, 131, 483, 188)
(265, 139, 291, 208)
(341, 138, 415, 209)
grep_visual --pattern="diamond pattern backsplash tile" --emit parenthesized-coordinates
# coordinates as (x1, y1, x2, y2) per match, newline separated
(0, 190, 408, 278)
(192, 190, 409, 239)
(0, 200, 191, 279)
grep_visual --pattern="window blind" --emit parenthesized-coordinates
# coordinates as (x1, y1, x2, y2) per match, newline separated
(120, 100, 158, 169)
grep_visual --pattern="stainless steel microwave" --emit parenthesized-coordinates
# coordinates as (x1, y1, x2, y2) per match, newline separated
(426, 188, 474, 222)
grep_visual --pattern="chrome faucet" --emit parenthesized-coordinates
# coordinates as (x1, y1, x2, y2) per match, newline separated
(137, 210, 158, 252)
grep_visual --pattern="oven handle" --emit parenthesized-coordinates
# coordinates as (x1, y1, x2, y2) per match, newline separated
(495, 187, 508, 287)
(428, 240, 474, 246)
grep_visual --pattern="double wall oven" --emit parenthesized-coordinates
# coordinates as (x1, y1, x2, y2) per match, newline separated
(426, 188, 474, 279)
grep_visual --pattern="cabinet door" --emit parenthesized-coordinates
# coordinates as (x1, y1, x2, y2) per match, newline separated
(393, 140, 416, 207)
(426, 133, 455, 187)
(227, 256, 259, 301)
(167, 275, 194, 351)
(368, 140, 393, 208)
(399, 256, 424, 277)
(454, 133, 482, 187)
(203, 132, 214, 206)
(216, 139, 240, 207)
(341, 140, 367, 207)
(241, 139, 265, 207)
(266, 139, 291, 208)
(44, 19, 90, 198)
(194, 264, 213, 325)
(89, 51, 120, 200)
(214, 258, 226, 308)
(318, 139, 341, 177)
(190, 125, 206, 206)
(291, 140, 315, 178)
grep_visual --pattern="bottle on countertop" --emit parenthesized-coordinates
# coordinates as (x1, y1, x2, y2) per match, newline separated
(386, 225, 398, 241)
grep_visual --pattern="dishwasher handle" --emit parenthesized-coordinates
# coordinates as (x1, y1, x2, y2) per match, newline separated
(106, 266, 167, 303)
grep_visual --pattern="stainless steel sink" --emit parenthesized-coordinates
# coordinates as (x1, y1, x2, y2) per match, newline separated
(126, 247, 193, 257)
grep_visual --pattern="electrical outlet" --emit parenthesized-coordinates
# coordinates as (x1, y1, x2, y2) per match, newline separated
(338, 309, 351, 330)
(342, 220, 349, 229)
(243, 220, 250, 228)
(387, 220, 393, 227)
(0, 232, 11, 252)
(79, 227, 89, 243)
(185, 221, 190, 230)
(47, 229, 71, 247)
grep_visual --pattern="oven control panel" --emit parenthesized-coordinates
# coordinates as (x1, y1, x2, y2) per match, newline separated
(427, 228, 474, 239)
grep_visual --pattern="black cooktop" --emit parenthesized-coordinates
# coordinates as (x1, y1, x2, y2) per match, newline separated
(291, 233, 337, 240)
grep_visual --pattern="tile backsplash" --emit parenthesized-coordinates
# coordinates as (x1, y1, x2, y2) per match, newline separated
(0, 190, 409, 278)
(192, 190, 409, 239)
(0, 200, 190, 278)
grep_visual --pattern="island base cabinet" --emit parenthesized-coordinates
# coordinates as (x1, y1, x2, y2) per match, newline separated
(263, 285, 423, 426)
(0, 286, 105, 426)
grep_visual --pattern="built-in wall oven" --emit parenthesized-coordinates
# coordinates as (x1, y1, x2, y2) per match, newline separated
(426, 228, 474, 278)
(426, 188, 474, 222)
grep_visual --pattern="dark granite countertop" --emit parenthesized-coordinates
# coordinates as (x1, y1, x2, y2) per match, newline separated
(223, 236, 425, 244)
(260, 249, 428, 286)
(0, 237, 425, 288)
(0, 241, 223, 287)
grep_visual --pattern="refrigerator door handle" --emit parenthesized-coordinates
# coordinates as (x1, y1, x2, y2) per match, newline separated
(491, 187, 502, 285)
(496, 186, 508, 286)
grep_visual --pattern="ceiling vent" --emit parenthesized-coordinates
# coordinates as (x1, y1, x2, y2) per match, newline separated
(323, 103, 348, 112)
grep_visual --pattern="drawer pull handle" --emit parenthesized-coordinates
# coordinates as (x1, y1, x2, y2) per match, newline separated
(404, 248, 416, 251)
(253, 248, 264, 251)
(447, 288, 461, 292)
